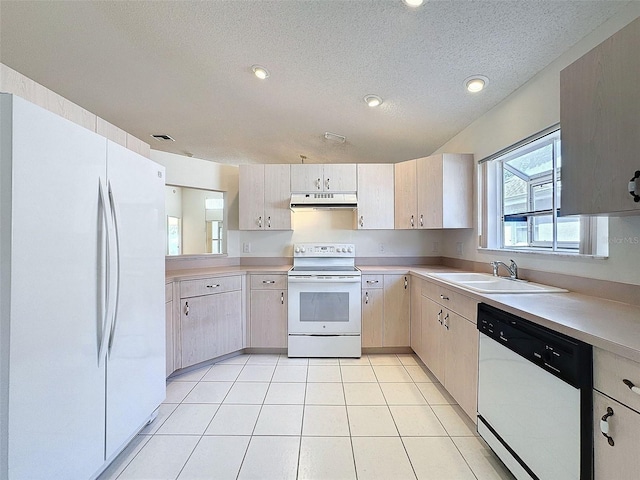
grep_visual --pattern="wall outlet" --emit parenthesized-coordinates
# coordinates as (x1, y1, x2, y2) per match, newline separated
(456, 242, 464, 255)
(432, 241, 439, 253)
(378, 243, 385, 253)
(243, 242, 251, 253)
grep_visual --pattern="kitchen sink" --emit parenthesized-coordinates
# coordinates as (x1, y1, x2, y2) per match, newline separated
(427, 272, 567, 294)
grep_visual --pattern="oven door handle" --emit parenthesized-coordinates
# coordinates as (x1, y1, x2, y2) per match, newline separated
(288, 275, 362, 283)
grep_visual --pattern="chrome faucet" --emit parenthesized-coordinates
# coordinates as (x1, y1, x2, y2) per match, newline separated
(491, 259, 518, 279)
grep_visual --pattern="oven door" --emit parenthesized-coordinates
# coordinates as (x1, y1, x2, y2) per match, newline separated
(288, 275, 361, 335)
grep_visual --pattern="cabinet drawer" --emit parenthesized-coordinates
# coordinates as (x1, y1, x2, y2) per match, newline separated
(594, 348, 640, 413)
(180, 275, 242, 298)
(250, 274, 287, 290)
(165, 282, 173, 303)
(421, 280, 477, 323)
(362, 275, 384, 289)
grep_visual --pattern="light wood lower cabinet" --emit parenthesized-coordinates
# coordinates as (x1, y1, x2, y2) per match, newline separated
(361, 274, 410, 348)
(249, 274, 287, 348)
(410, 277, 424, 359)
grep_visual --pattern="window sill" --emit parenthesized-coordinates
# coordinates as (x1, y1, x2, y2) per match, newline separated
(477, 247, 608, 260)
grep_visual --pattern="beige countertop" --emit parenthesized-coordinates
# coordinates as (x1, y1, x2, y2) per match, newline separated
(166, 263, 640, 363)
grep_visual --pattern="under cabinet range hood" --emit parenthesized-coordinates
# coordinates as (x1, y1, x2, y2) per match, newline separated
(290, 192, 358, 210)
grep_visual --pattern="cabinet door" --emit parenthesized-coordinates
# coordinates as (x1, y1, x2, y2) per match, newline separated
(394, 159, 417, 229)
(421, 296, 445, 382)
(291, 164, 323, 192)
(594, 391, 640, 480)
(417, 155, 442, 229)
(362, 289, 384, 347)
(441, 154, 473, 228)
(560, 17, 640, 215)
(444, 312, 478, 421)
(357, 164, 394, 229)
(181, 291, 243, 367)
(239, 164, 266, 230)
(264, 164, 291, 230)
(323, 164, 357, 192)
(250, 290, 287, 347)
(410, 277, 423, 358)
(383, 275, 410, 347)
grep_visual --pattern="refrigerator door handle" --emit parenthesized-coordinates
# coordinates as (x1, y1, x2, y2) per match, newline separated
(98, 179, 115, 366)
(107, 181, 122, 355)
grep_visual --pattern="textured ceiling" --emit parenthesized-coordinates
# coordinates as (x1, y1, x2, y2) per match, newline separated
(0, 1, 630, 165)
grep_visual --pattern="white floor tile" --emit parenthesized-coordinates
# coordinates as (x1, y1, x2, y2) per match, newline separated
(417, 382, 456, 405)
(139, 403, 179, 435)
(397, 354, 421, 366)
(246, 353, 279, 365)
(237, 436, 300, 480)
(431, 405, 478, 436)
(97, 435, 152, 480)
(215, 353, 250, 365)
(117, 435, 200, 480)
(343, 383, 386, 405)
(302, 405, 350, 436)
(347, 406, 398, 436)
(389, 405, 448, 436)
(369, 354, 402, 365)
(253, 404, 304, 435)
(272, 365, 308, 382)
(265, 382, 306, 404)
(164, 381, 197, 403)
(380, 383, 428, 405)
(339, 355, 371, 366)
(307, 365, 342, 382)
(403, 437, 476, 480)
(298, 436, 357, 480)
(341, 365, 377, 382)
(373, 365, 413, 382)
(305, 382, 345, 405)
(452, 436, 515, 480)
(204, 404, 261, 435)
(308, 357, 339, 365)
(201, 364, 243, 381)
(224, 382, 269, 404)
(169, 365, 211, 382)
(182, 381, 232, 403)
(177, 436, 250, 480)
(236, 364, 276, 382)
(278, 355, 309, 366)
(156, 404, 220, 435)
(405, 365, 438, 382)
(351, 437, 416, 480)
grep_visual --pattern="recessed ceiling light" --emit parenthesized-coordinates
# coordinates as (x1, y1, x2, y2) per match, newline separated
(324, 132, 346, 143)
(364, 95, 383, 107)
(464, 75, 489, 93)
(403, 0, 424, 7)
(252, 65, 270, 80)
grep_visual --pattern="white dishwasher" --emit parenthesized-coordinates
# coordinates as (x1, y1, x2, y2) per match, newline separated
(477, 303, 592, 480)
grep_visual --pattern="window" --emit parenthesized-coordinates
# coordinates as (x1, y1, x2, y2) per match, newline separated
(480, 127, 607, 256)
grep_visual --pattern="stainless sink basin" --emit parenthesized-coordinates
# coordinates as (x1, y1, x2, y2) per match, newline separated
(427, 272, 567, 294)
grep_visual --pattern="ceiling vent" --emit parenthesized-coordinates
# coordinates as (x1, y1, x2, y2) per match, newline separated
(151, 134, 175, 141)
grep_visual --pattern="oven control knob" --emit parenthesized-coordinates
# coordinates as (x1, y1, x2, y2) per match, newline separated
(347, 246, 353, 253)
(341, 247, 346, 253)
(301, 247, 306, 253)
(295, 247, 300, 253)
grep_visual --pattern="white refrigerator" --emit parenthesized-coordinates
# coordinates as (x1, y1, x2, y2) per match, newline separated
(0, 94, 166, 479)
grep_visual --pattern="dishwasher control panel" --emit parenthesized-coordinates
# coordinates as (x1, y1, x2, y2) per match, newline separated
(477, 303, 592, 388)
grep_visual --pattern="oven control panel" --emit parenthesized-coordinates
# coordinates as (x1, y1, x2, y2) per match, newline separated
(293, 243, 355, 257)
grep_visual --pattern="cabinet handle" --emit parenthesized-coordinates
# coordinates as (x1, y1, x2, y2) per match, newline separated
(267, 216, 271, 228)
(420, 214, 424, 227)
(437, 309, 443, 325)
(359, 216, 364, 227)
(410, 215, 415, 228)
(404, 277, 408, 289)
(263, 280, 276, 284)
(281, 292, 284, 304)
(630, 170, 640, 202)
(366, 280, 379, 285)
(440, 294, 449, 301)
(365, 292, 369, 305)
(443, 313, 449, 330)
(600, 407, 615, 446)
(206, 284, 220, 288)
(184, 301, 189, 316)
(316, 178, 321, 190)
(258, 216, 262, 228)
(326, 178, 330, 190)
(622, 379, 640, 395)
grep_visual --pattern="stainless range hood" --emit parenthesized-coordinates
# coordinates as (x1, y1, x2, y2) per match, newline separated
(290, 193, 358, 210)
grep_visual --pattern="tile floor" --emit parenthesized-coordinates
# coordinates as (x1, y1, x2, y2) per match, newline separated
(98, 353, 514, 480)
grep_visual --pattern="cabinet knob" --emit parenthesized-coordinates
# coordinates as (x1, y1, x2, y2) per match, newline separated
(437, 309, 443, 325)
(440, 294, 449, 301)
(316, 178, 321, 190)
(622, 378, 640, 396)
(600, 406, 615, 446)
(267, 216, 271, 228)
(206, 284, 220, 288)
(410, 215, 415, 228)
(365, 292, 369, 305)
(263, 280, 275, 284)
(366, 280, 379, 285)
(443, 313, 449, 330)
(258, 216, 262, 228)
(404, 277, 408, 289)
(184, 301, 189, 316)
(629, 170, 640, 202)
(281, 292, 284, 304)
(325, 178, 330, 190)
(420, 214, 424, 227)
(359, 216, 364, 227)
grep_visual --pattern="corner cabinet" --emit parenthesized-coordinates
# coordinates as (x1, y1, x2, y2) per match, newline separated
(394, 154, 474, 229)
(361, 274, 410, 347)
(239, 164, 291, 230)
(290, 164, 357, 192)
(560, 17, 640, 216)
(249, 274, 288, 348)
(356, 163, 395, 229)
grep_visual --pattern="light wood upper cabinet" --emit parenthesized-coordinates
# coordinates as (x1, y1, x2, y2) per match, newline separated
(239, 164, 291, 230)
(291, 164, 357, 192)
(249, 274, 287, 348)
(395, 154, 473, 229)
(357, 164, 394, 229)
(560, 17, 640, 216)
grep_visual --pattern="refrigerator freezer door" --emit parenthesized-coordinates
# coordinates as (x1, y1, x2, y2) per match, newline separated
(104, 140, 166, 458)
(3, 94, 107, 479)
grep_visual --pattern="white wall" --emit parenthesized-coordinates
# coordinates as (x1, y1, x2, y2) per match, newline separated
(435, 4, 640, 285)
